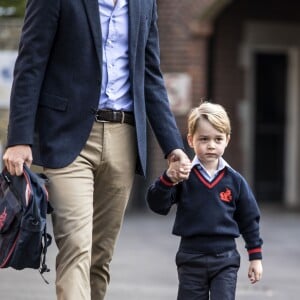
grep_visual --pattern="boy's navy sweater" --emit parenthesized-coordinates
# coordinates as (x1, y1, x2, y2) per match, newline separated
(147, 166, 263, 260)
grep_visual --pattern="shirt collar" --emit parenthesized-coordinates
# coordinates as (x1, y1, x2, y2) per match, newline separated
(191, 156, 230, 172)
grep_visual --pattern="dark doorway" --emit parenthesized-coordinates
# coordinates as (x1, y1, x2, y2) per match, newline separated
(254, 53, 287, 203)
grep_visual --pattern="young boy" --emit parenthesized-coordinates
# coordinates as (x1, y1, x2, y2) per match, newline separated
(147, 102, 263, 300)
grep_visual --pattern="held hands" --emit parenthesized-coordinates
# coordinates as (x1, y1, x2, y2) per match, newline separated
(2, 145, 33, 176)
(166, 149, 192, 184)
(248, 259, 263, 284)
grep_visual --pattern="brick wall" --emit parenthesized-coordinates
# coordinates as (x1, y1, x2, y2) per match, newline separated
(158, 0, 211, 119)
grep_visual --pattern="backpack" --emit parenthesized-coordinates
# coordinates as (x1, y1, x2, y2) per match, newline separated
(0, 165, 52, 282)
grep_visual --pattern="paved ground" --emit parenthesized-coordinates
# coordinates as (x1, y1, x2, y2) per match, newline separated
(0, 204, 299, 300)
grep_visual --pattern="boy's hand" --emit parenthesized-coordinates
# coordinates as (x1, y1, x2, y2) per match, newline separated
(248, 260, 263, 284)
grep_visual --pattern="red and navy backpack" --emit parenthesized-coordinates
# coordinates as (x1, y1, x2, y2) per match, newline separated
(0, 165, 52, 282)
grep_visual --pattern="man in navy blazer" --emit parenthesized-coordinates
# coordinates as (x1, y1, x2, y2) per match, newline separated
(3, 0, 191, 299)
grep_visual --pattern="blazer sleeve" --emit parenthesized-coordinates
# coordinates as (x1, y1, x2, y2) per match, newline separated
(7, 0, 60, 147)
(143, 0, 184, 156)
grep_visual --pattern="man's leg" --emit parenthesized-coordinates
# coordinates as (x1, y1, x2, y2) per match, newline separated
(45, 155, 95, 299)
(45, 122, 108, 300)
(90, 122, 137, 300)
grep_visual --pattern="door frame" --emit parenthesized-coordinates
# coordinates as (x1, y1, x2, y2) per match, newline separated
(240, 22, 300, 208)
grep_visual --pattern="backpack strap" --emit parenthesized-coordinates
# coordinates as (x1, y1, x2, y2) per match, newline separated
(39, 228, 52, 284)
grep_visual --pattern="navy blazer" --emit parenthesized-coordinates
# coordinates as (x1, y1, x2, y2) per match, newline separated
(7, 0, 184, 176)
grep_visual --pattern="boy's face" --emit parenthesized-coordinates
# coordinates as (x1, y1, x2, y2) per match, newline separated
(187, 118, 230, 167)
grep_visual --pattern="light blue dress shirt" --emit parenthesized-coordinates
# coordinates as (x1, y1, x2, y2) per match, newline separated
(191, 156, 230, 182)
(98, 0, 133, 111)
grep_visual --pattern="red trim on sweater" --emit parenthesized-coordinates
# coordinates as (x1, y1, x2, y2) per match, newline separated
(159, 175, 174, 187)
(248, 248, 262, 254)
(194, 168, 226, 189)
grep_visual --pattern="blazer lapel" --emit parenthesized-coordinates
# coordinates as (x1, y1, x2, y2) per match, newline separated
(128, 0, 140, 71)
(82, 0, 102, 70)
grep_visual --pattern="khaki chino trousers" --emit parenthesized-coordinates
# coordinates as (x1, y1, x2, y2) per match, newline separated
(45, 121, 137, 300)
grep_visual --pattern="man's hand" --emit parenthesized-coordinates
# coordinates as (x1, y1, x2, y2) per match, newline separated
(248, 259, 263, 284)
(167, 149, 191, 182)
(3, 145, 33, 176)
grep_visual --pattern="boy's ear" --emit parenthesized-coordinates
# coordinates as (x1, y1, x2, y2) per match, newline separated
(187, 134, 193, 148)
(226, 134, 231, 146)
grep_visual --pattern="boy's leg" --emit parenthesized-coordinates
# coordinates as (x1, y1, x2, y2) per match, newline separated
(209, 249, 240, 300)
(90, 123, 137, 300)
(176, 250, 209, 300)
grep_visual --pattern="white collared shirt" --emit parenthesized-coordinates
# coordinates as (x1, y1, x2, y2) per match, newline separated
(191, 156, 230, 182)
(98, 0, 133, 111)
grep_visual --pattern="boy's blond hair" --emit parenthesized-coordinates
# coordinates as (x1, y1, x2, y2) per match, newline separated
(187, 101, 231, 136)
